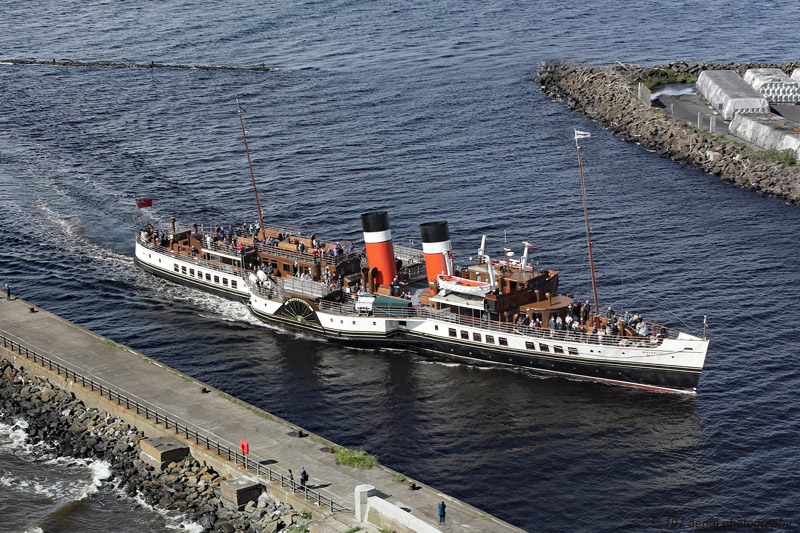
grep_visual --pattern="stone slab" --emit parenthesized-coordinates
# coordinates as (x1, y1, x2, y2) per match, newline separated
(221, 477, 263, 510)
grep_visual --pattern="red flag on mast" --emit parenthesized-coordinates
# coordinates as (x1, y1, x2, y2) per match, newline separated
(136, 199, 152, 209)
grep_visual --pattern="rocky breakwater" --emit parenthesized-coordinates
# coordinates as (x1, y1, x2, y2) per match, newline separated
(536, 61, 800, 204)
(0, 360, 304, 533)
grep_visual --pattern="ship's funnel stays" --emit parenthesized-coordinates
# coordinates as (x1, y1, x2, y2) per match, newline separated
(420, 221, 453, 284)
(361, 211, 397, 287)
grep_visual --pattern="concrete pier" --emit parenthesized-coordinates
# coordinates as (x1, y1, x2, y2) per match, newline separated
(0, 296, 524, 533)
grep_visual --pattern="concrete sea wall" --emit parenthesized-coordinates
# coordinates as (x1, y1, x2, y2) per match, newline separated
(536, 61, 800, 204)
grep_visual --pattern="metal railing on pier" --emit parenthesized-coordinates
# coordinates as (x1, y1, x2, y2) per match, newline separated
(0, 333, 348, 513)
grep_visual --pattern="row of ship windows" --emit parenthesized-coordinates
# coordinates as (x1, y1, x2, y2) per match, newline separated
(174, 264, 238, 289)
(447, 328, 578, 355)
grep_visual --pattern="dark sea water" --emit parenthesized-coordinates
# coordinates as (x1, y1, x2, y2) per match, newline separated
(1, 1, 800, 531)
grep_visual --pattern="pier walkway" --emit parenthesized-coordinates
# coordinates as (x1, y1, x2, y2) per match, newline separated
(0, 296, 524, 533)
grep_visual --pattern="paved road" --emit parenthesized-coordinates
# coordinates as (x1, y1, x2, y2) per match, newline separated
(0, 296, 524, 533)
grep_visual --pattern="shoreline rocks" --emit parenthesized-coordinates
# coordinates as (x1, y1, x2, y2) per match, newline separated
(0, 360, 303, 533)
(536, 60, 800, 204)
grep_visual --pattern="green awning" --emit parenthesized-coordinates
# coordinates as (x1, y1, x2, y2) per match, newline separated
(373, 295, 412, 308)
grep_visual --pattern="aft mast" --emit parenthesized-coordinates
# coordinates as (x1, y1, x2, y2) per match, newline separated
(237, 99, 265, 238)
(575, 129, 599, 326)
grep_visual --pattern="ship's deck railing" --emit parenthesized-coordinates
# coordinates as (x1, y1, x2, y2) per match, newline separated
(0, 333, 348, 513)
(280, 276, 331, 299)
(150, 222, 306, 238)
(249, 275, 335, 300)
(139, 232, 360, 276)
(254, 242, 361, 267)
(137, 237, 246, 278)
(315, 300, 686, 347)
(146, 224, 362, 267)
(401, 262, 428, 281)
(393, 244, 426, 263)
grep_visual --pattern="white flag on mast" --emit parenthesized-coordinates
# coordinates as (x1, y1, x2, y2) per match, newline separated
(574, 129, 591, 141)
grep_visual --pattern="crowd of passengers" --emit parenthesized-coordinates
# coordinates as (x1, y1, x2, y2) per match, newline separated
(514, 300, 667, 340)
(203, 222, 355, 260)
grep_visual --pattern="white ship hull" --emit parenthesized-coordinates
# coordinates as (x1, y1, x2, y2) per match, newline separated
(248, 289, 708, 394)
(135, 239, 250, 302)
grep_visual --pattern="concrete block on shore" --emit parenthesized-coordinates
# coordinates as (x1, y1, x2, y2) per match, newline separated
(729, 113, 800, 162)
(221, 476, 263, 510)
(365, 495, 442, 533)
(697, 70, 769, 120)
(139, 436, 189, 471)
(744, 68, 800, 103)
(354, 484, 376, 522)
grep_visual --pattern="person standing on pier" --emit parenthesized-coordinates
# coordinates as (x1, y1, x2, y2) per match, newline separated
(438, 501, 446, 525)
(300, 466, 308, 488)
(5, 283, 10, 300)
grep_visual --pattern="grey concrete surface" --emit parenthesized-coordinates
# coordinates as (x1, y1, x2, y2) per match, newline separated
(0, 296, 524, 533)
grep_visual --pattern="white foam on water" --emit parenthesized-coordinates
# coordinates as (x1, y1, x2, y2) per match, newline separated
(0, 418, 57, 462)
(76, 460, 112, 500)
(23, 528, 44, 533)
(148, 277, 265, 328)
(36, 200, 134, 267)
(0, 418, 30, 450)
(0, 472, 79, 499)
(129, 490, 203, 532)
(0, 417, 115, 501)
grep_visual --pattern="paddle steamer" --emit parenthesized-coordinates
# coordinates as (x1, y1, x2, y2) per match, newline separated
(133, 116, 709, 393)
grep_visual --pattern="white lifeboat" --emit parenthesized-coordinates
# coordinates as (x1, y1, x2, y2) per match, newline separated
(437, 274, 490, 295)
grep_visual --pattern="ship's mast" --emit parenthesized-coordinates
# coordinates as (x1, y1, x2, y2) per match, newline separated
(575, 129, 599, 326)
(238, 99, 265, 238)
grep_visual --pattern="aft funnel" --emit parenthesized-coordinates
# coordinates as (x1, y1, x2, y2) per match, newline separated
(420, 221, 453, 285)
(361, 211, 397, 287)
